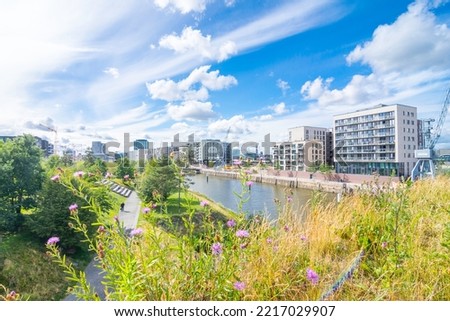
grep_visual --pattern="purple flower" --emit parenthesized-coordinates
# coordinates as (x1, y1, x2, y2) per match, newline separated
(236, 230, 250, 238)
(300, 235, 307, 241)
(226, 219, 236, 228)
(246, 181, 254, 187)
(284, 225, 290, 232)
(73, 171, 84, 178)
(287, 195, 293, 203)
(47, 236, 60, 245)
(6, 291, 17, 301)
(124, 174, 130, 180)
(151, 203, 157, 209)
(130, 228, 143, 237)
(105, 172, 112, 179)
(266, 238, 273, 244)
(200, 200, 209, 207)
(306, 268, 319, 285)
(68, 203, 78, 212)
(97, 226, 106, 234)
(211, 242, 223, 256)
(142, 207, 150, 214)
(233, 281, 245, 291)
(381, 241, 388, 249)
(240, 243, 248, 249)
(51, 175, 60, 182)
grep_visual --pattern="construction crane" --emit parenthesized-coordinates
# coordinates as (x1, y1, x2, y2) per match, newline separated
(411, 85, 450, 180)
(39, 123, 58, 156)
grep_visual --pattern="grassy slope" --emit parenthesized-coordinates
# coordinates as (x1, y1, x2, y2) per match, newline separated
(133, 176, 450, 300)
(0, 233, 90, 300)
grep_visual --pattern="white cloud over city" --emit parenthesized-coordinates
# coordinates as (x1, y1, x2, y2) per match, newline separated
(159, 27, 238, 62)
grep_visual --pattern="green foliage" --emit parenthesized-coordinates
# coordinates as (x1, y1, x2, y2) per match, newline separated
(45, 155, 62, 170)
(82, 147, 96, 168)
(0, 204, 23, 232)
(115, 157, 135, 180)
(0, 135, 44, 231)
(26, 179, 94, 250)
(61, 153, 74, 167)
(139, 158, 179, 202)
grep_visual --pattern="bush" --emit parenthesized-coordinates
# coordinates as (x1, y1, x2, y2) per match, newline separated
(0, 206, 23, 232)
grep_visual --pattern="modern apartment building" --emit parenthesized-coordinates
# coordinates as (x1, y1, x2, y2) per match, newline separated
(273, 126, 329, 171)
(333, 104, 418, 177)
(195, 139, 232, 165)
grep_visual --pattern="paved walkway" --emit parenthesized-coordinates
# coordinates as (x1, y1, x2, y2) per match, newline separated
(64, 191, 141, 301)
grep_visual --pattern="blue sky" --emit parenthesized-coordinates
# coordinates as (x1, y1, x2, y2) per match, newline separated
(1, 0, 450, 152)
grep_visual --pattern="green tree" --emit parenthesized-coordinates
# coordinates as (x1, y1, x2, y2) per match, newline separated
(139, 157, 179, 202)
(27, 171, 114, 249)
(0, 135, 44, 231)
(82, 147, 96, 167)
(61, 153, 74, 167)
(115, 156, 135, 179)
(86, 158, 107, 177)
(45, 154, 62, 170)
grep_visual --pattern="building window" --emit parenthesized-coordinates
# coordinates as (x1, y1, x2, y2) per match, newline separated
(407, 111, 410, 116)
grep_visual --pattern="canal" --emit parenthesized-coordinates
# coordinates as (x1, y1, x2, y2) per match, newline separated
(187, 174, 331, 220)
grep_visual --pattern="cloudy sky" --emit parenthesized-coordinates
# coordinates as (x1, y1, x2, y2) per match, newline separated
(1, 0, 450, 152)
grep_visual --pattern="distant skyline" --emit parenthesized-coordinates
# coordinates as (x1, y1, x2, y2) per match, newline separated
(1, 0, 450, 153)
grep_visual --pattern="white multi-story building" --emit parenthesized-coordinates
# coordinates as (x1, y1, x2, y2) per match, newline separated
(333, 104, 418, 177)
(274, 126, 328, 171)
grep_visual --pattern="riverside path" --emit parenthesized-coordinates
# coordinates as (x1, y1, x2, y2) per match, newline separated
(64, 191, 141, 301)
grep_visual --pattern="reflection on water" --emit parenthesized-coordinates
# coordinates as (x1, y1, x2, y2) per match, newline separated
(187, 174, 329, 221)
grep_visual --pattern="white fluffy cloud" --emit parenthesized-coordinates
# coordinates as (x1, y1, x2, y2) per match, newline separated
(153, 0, 207, 14)
(277, 79, 290, 95)
(103, 67, 120, 79)
(147, 65, 237, 102)
(269, 102, 288, 115)
(301, 0, 450, 107)
(208, 115, 254, 135)
(159, 27, 237, 62)
(167, 100, 215, 121)
(347, 0, 450, 74)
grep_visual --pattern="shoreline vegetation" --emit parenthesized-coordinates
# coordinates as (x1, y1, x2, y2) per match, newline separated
(1, 148, 449, 301)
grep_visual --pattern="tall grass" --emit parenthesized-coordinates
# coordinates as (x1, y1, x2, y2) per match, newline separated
(42, 169, 450, 300)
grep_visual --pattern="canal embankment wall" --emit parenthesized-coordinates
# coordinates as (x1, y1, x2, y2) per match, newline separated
(198, 168, 399, 193)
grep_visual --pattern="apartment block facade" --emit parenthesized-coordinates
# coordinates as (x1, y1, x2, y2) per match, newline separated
(273, 126, 329, 171)
(334, 104, 418, 177)
(195, 139, 232, 165)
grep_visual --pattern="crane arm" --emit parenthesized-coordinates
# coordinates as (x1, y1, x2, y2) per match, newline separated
(429, 85, 450, 149)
